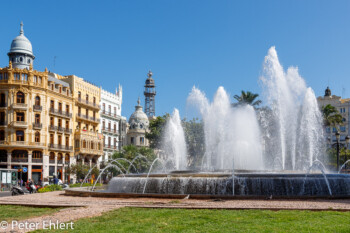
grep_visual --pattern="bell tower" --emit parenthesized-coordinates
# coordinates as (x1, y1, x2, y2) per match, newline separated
(144, 70, 156, 117)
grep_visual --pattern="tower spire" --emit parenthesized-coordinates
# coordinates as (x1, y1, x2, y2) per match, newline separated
(20, 21, 24, 35)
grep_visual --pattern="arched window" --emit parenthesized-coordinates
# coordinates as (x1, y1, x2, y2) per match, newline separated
(65, 154, 70, 164)
(86, 94, 89, 102)
(91, 142, 94, 149)
(35, 96, 40, 106)
(16, 92, 25, 104)
(35, 132, 40, 142)
(0, 130, 4, 141)
(49, 152, 55, 161)
(78, 91, 81, 99)
(0, 93, 6, 107)
(16, 130, 24, 141)
(57, 153, 63, 162)
(83, 140, 87, 148)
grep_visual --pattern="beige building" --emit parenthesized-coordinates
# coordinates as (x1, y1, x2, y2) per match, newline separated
(60, 75, 104, 167)
(317, 86, 350, 143)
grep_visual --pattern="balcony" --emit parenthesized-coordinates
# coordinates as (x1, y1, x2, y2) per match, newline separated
(12, 121, 27, 128)
(49, 108, 72, 118)
(57, 126, 64, 133)
(65, 128, 72, 134)
(32, 122, 42, 129)
(33, 105, 42, 111)
(12, 158, 28, 163)
(77, 98, 100, 110)
(74, 129, 104, 156)
(49, 159, 55, 164)
(12, 103, 27, 110)
(102, 127, 119, 135)
(76, 113, 99, 124)
(32, 158, 43, 163)
(101, 110, 119, 119)
(48, 143, 73, 151)
(49, 125, 57, 131)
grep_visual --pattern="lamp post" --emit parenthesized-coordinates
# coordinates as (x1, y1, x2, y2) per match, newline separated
(336, 131, 340, 171)
(345, 135, 350, 170)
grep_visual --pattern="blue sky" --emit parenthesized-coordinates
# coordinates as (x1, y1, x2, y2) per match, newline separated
(0, 0, 349, 119)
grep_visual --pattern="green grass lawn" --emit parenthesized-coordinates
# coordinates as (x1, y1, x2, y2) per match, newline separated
(39, 207, 350, 233)
(0, 205, 62, 221)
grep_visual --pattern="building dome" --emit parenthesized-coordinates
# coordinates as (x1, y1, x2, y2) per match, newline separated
(8, 22, 35, 69)
(129, 98, 149, 130)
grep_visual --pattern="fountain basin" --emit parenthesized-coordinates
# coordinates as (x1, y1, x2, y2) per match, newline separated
(107, 172, 350, 197)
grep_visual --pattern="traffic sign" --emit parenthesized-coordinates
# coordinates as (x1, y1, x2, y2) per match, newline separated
(22, 167, 27, 173)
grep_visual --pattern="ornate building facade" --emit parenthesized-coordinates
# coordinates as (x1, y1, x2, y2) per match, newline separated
(100, 87, 127, 162)
(127, 98, 149, 147)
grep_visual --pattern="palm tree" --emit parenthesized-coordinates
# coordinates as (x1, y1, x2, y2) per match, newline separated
(233, 91, 262, 107)
(321, 104, 343, 127)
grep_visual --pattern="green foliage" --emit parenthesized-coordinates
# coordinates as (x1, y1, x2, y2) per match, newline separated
(146, 114, 169, 149)
(66, 164, 99, 180)
(233, 90, 262, 107)
(69, 183, 102, 188)
(44, 207, 350, 233)
(326, 147, 350, 170)
(110, 145, 157, 174)
(37, 184, 63, 193)
(322, 104, 343, 127)
(182, 118, 205, 168)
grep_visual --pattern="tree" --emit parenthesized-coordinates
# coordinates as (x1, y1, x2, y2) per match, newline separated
(233, 90, 262, 107)
(146, 114, 169, 149)
(66, 164, 99, 181)
(321, 104, 343, 128)
(182, 118, 205, 168)
(111, 145, 157, 174)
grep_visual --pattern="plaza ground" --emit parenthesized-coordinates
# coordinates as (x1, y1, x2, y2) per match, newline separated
(0, 191, 349, 232)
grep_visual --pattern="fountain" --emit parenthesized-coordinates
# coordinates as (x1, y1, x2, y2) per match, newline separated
(69, 47, 350, 198)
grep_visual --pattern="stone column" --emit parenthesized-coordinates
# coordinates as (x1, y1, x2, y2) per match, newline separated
(7, 151, 11, 169)
(62, 166, 65, 183)
(42, 154, 49, 183)
(28, 151, 32, 180)
(54, 154, 58, 177)
(89, 158, 92, 168)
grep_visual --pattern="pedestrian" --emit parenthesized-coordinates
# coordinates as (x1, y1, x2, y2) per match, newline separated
(53, 176, 58, 185)
(28, 179, 33, 194)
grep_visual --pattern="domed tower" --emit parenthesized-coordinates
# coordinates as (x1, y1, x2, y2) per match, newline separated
(127, 98, 150, 146)
(325, 86, 332, 97)
(8, 22, 35, 69)
(144, 70, 156, 118)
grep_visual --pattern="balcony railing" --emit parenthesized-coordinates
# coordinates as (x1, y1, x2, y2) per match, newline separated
(49, 108, 72, 118)
(76, 113, 99, 123)
(58, 126, 64, 133)
(49, 125, 57, 131)
(33, 123, 42, 129)
(32, 158, 43, 163)
(101, 110, 119, 119)
(49, 159, 55, 164)
(33, 105, 42, 111)
(64, 160, 70, 165)
(57, 159, 63, 164)
(77, 98, 100, 109)
(65, 128, 72, 134)
(12, 103, 27, 109)
(48, 144, 73, 151)
(12, 158, 28, 163)
(12, 121, 27, 127)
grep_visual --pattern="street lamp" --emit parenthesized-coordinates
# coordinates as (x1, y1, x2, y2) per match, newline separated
(336, 131, 340, 171)
(345, 135, 350, 170)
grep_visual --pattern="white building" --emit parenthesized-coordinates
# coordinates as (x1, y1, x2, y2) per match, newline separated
(99, 85, 127, 162)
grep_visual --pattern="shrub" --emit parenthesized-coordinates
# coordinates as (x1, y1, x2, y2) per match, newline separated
(37, 184, 63, 193)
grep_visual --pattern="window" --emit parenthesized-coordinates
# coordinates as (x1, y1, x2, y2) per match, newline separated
(65, 120, 69, 129)
(114, 107, 116, 115)
(86, 109, 88, 117)
(50, 117, 54, 126)
(102, 103, 105, 111)
(108, 137, 111, 146)
(333, 127, 337, 133)
(114, 138, 117, 148)
(51, 84, 54, 90)
(50, 134, 54, 144)
(0, 93, 6, 106)
(33, 151, 42, 159)
(91, 142, 94, 149)
(58, 102, 62, 112)
(102, 121, 105, 129)
(0, 112, 5, 123)
(35, 114, 40, 123)
(49, 152, 55, 160)
(0, 130, 4, 141)
(16, 130, 24, 141)
(108, 122, 111, 130)
(108, 105, 111, 113)
(58, 135, 62, 145)
(130, 137, 134, 145)
(66, 105, 69, 113)
(27, 59, 31, 64)
(140, 137, 144, 145)
(66, 137, 69, 146)
(16, 112, 24, 121)
(50, 100, 54, 109)
(35, 132, 40, 142)
(16, 92, 25, 103)
(78, 107, 81, 115)
(58, 119, 62, 127)
(35, 96, 40, 106)
(83, 140, 87, 148)
(340, 126, 346, 132)
(93, 97, 96, 104)
(326, 127, 330, 133)
(59, 87, 62, 93)
(86, 94, 89, 102)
